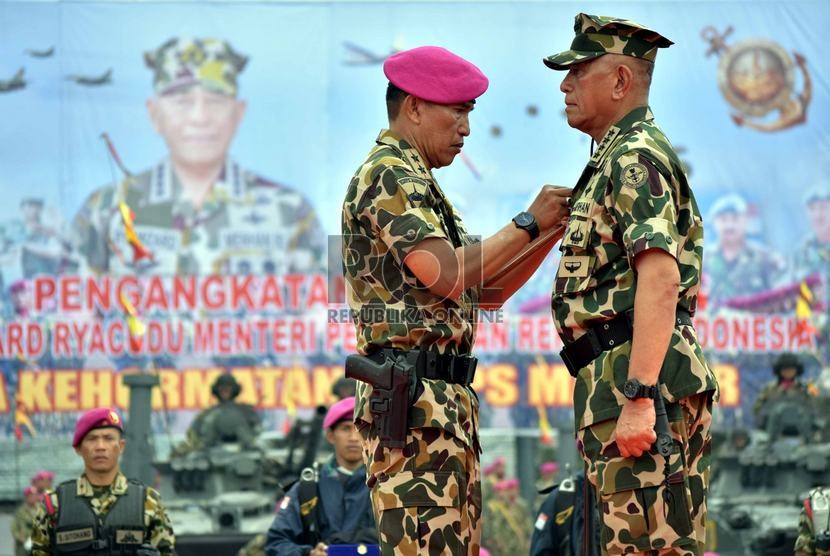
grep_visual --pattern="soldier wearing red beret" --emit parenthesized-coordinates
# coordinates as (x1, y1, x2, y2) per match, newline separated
(341, 46, 572, 554)
(30, 407, 175, 555)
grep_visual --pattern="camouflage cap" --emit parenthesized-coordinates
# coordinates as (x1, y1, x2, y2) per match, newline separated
(144, 37, 248, 96)
(543, 13, 673, 71)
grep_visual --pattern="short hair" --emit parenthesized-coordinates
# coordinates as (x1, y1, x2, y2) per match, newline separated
(386, 81, 408, 121)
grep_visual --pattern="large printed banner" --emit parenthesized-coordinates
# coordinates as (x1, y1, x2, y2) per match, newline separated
(1, 0, 829, 439)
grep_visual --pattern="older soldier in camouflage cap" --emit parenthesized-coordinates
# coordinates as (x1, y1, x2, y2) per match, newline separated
(545, 13, 718, 556)
(30, 407, 175, 555)
(704, 193, 784, 309)
(73, 37, 324, 277)
(342, 45, 570, 554)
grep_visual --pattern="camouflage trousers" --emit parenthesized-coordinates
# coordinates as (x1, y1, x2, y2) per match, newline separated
(795, 503, 830, 556)
(577, 392, 714, 556)
(359, 424, 482, 555)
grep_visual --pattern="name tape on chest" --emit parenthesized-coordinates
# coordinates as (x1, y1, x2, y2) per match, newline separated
(56, 528, 94, 544)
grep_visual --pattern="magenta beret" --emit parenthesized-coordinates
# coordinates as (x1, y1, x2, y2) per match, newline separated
(383, 46, 489, 104)
(493, 478, 519, 492)
(31, 470, 54, 483)
(540, 461, 559, 474)
(323, 396, 355, 430)
(72, 407, 123, 447)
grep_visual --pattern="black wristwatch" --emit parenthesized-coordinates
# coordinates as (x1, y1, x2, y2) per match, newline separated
(512, 211, 540, 241)
(622, 379, 659, 401)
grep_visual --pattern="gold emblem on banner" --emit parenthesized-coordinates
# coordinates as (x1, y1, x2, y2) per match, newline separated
(702, 26, 811, 132)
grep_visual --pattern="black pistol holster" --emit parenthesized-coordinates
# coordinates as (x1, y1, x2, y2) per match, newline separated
(345, 350, 419, 449)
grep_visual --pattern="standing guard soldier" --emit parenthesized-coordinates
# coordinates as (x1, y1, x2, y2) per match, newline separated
(30, 407, 175, 555)
(341, 45, 571, 554)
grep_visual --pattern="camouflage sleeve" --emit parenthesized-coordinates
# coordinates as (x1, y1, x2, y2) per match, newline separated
(30, 493, 57, 556)
(795, 502, 815, 555)
(144, 486, 175, 555)
(356, 164, 448, 266)
(753, 382, 773, 418)
(609, 151, 681, 268)
(11, 507, 27, 542)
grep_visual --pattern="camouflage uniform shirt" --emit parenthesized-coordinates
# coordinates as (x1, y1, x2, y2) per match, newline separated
(11, 502, 36, 556)
(73, 158, 325, 276)
(551, 106, 718, 429)
(341, 129, 480, 448)
(30, 472, 175, 555)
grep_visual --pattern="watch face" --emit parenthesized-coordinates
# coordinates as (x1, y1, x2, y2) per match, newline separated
(623, 380, 638, 399)
(515, 212, 533, 226)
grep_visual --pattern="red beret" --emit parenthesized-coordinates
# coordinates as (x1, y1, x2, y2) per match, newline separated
(383, 46, 489, 104)
(73, 407, 123, 447)
(323, 396, 355, 430)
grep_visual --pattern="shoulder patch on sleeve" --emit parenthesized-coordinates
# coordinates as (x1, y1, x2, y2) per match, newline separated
(397, 176, 429, 202)
(534, 512, 549, 531)
(621, 162, 649, 188)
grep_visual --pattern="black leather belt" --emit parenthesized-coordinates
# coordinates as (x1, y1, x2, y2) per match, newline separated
(368, 348, 477, 386)
(560, 308, 693, 378)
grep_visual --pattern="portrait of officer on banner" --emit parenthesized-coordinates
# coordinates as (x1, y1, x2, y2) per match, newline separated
(72, 37, 326, 278)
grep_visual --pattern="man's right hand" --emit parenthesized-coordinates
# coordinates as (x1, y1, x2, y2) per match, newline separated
(310, 542, 328, 556)
(528, 185, 572, 232)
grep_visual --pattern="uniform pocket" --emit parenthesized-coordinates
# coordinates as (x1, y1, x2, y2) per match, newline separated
(596, 452, 694, 551)
(373, 470, 460, 510)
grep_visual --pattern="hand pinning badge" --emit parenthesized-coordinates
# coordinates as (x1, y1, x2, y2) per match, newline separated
(702, 25, 812, 132)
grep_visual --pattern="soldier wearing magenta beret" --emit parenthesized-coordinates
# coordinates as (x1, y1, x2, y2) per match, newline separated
(341, 46, 572, 553)
(30, 407, 175, 555)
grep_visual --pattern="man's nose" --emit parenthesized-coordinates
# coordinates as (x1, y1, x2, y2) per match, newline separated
(458, 113, 470, 137)
(560, 73, 572, 93)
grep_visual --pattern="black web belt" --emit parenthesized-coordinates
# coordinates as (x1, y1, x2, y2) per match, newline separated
(369, 348, 477, 386)
(560, 308, 693, 377)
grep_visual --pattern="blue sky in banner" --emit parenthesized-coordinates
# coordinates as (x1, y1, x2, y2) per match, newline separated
(0, 0, 828, 249)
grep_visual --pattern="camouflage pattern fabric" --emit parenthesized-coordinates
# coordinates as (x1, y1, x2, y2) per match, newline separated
(704, 241, 785, 308)
(237, 533, 266, 556)
(796, 486, 830, 555)
(342, 129, 483, 553)
(544, 13, 673, 70)
(577, 392, 713, 555)
(30, 472, 175, 555)
(482, 498, 533, 556)
(144, 37, 247, 96)
(362, 425, 481, 555)
(792, 237, 830, 293)
(11, 501, 36, 556)
(73, 159, 325, 277)
(551, 106, 718, 430)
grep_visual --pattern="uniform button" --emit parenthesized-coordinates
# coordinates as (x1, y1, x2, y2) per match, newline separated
(603, 324, 610, 330)
(645, 232, 654, 240)
(666, 237, 673, 244)
(426, 223, 435, 231)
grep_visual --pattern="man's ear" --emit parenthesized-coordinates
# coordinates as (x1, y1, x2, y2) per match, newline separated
(612, 63, 634, 100)
(402, 95, 422, 125)
(325, 429, 335, 445)
(118, 437, 126, 454)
